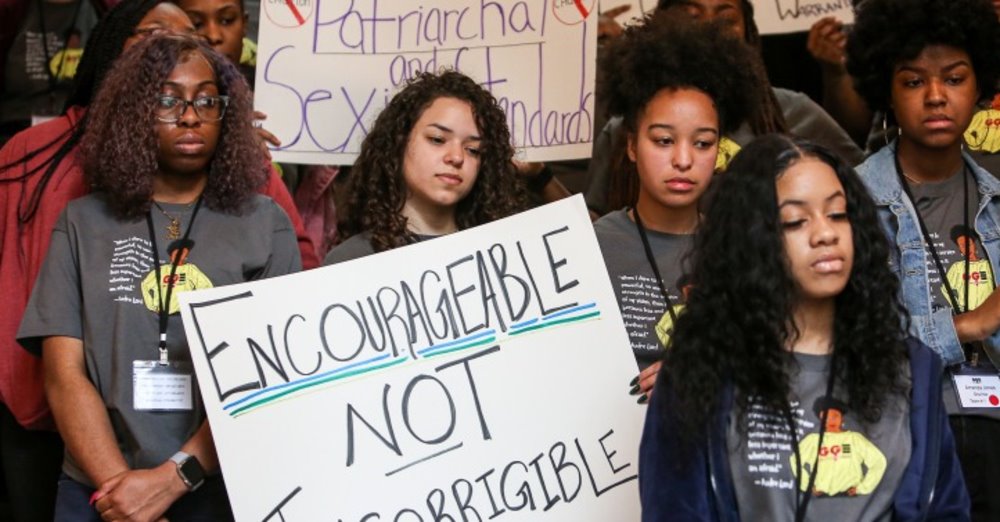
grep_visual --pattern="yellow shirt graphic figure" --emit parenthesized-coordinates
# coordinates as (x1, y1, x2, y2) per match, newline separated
(943, 230, 995, 311)
(791, 399, 887, 497)
(141, 244, 213, 314)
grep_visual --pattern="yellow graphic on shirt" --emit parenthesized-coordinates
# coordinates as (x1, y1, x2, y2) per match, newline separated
(141, 248, 213, 315)
(791, 399, 886, 497)
(48, 48, 82, 80)
(716, 137, 741, 171)
(965, 94, 1000, 154)
(654, 304, 686, 347)
(943, 229, 995, 311)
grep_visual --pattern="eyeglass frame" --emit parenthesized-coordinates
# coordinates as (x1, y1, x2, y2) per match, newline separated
(154, 95, 230, 123)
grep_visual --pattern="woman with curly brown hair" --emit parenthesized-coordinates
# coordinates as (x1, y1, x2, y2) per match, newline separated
(323, 70, 528, 264)
(17, 33, 300, 521)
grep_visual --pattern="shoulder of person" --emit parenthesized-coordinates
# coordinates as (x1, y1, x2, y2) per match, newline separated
(323, 232, 375, 266)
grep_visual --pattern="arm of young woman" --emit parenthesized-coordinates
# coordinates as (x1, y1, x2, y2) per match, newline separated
(44, 337, 220, 521)
(954, 290, 1000, 344)
(92, 421, 218, 522)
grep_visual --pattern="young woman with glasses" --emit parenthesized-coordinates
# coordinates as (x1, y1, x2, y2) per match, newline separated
(17, 34, 300, 521)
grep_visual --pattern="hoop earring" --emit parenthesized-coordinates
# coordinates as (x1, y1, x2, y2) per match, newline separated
(882, 112, 890, 148)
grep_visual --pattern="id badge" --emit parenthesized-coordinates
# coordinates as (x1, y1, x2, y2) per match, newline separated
(132, 361, 193, 411)
(950, 366, 1000, 409)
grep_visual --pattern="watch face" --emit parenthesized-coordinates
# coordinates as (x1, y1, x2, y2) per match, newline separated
(179, 456, 206, 488)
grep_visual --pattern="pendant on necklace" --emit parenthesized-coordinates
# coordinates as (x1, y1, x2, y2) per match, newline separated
(166, 218, 181, 240)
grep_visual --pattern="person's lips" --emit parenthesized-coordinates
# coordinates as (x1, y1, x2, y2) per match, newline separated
(174, 133, 206, 154)
(665, 177, 695, 192)
(435, 173, 463, 186)
(923, 114, 955, 131)
(812, 254, 845, 274)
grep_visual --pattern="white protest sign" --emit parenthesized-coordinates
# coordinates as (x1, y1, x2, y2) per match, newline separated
(255, 0, 598, 165)
(750, 0, 854, 35)
(599, 1, 854, 35)
(179, 196, 644, 520)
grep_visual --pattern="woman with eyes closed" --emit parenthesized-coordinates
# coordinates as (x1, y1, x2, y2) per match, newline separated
(17, 34, 300, 521)
(323, 70, 527, 265)
(847, 1, 1000, 519)
(639, 135, 968, 521)
(592, 15, 758, 402)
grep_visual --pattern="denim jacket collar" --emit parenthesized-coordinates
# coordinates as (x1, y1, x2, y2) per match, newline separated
(862, 141, 1000, 206)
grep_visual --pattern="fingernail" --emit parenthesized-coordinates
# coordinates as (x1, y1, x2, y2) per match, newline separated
(629, 384, 640, 395)
(89, 491, 102, 506)
(637, 393, 648, 404)
(629, 375, 639, 387)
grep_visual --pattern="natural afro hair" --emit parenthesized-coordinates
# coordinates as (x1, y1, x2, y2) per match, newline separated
(846, 0, 1000, 113)
(600, 12, 764, 209)
(599, 12, 760, 137)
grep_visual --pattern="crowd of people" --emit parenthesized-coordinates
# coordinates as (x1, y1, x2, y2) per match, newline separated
(1, 0, 998, 520)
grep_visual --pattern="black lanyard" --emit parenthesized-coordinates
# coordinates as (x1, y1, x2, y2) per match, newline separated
(893, 150, 974, 315)
(145, 197, 202, 364)
(632, 208, 681, 325)
(784, 351, 839, 522)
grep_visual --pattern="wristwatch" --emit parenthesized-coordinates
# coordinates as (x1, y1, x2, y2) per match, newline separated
(170, 451, 205, 491)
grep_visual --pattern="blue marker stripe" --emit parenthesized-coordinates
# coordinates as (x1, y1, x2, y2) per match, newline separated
(542, 302, 597, 321)
(415, 329, 496, 355)
(510, 318, 538, 329)
(223, 353, 393, 410)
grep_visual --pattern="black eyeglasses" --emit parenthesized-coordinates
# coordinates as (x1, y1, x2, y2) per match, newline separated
(154, 95, 230, 123)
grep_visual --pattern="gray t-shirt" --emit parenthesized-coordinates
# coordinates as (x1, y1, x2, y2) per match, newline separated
(594, 209, 692, 370)
(727, 353, 912, 522)
(323, 231, 439, 266)
(907, 170, 1000, 420)
(18, 193, 301, 485)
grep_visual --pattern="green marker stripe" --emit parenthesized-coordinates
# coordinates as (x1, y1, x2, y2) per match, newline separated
(230, 357, 408, 417)
(423, 337, 497, 358)
(509, 311, 601, 336)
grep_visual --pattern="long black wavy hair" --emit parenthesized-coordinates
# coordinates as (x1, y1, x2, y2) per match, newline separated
(342, 70, 529, 252)
(846, 0, 1000, 114)
(659, 134, 909, 442)
(600, 13, 760, 210)
(0, 0, 181, 222)
(80, 34, 264, 219)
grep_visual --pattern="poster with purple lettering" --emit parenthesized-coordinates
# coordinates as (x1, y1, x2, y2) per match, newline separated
(255, 0, 598, 164)
(178, 196, 643, 520)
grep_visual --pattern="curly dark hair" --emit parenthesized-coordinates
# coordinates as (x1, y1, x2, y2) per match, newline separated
(656, 0, 787, 135)
(343, 70, 529, 252)
(79, 34, 265, 219)
(600, 13, 760, 209)
(846, 0, 1000, 113)
(659, 134, 909, 445)
(0, 0, 175, 223)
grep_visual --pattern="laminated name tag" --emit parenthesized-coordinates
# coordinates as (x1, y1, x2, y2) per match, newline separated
(951, 370, 1000, 409)
(132, 361, 193, 411)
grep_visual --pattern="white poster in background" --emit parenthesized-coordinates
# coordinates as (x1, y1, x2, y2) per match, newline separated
(179, 196, 644, 521)
(752, 0, 854, 34)
(254, 0, 598, 165)
(598, 0, 854, 35)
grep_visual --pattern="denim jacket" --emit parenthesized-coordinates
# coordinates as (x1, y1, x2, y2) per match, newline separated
(855, 142, 1000, 366)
